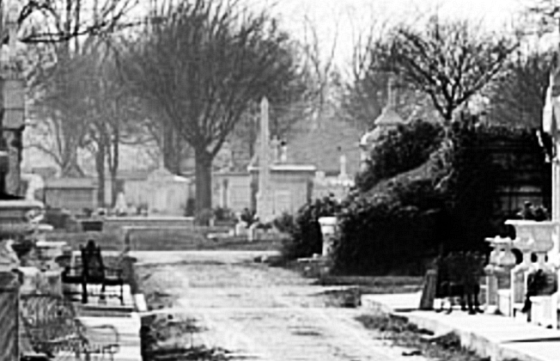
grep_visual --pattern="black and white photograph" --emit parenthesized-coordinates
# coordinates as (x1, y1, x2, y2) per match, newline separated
(1, 0, 560, 360)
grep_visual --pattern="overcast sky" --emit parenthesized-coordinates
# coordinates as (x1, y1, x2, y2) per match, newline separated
(244, 0, 533, 67)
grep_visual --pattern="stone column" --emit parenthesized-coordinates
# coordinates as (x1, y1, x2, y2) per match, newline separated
(552, 152, 560, 262)
(318, 217, 338, 258)
(256, 98, 274, 223)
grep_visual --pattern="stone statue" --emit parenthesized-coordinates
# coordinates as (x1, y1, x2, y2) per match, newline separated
(0, 239, 20, 271)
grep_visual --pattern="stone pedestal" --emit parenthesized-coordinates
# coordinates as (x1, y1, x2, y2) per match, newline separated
(318, 217, 338, 258)
(484, 236, 517, 313)
(485, 269, 499, 311)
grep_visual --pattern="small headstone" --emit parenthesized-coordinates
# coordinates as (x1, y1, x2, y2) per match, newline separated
(419, 269, 438, 310)
(235, 221, 248, 236)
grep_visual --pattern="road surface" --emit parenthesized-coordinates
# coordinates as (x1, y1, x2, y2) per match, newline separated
(133, 251, 428, 361)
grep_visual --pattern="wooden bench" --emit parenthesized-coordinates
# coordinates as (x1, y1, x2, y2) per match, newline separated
(434, 252, 485, 314)
(19, 293, 119, 360)
(62, 240, 125, 305)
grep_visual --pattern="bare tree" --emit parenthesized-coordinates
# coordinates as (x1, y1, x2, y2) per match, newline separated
(28, 35, 148, 206)
(84, 39, 146, 206)
(382, 18, 517, 123)
(24, 0, 141, 180)
(340, 21, 435, 130)
(8, 0, 139, 44)
(26, 45, 92, 176)
(485, 48, 553, 127)
(121, 0, 311, 213)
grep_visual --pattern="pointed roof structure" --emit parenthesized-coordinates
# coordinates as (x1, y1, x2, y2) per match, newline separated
(360, 77, 406, 147)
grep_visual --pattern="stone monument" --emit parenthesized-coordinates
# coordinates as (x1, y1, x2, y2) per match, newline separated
(256, 97, 275, 223)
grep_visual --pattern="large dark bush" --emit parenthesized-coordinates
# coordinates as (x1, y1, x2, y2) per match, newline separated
(429, 116, 545, 252)
(333, 114, 547, 274)
(355, 119, 443, 192)
(281, 196, 342, 260)
(272, 212, 296, 234)
(333, 175, 443, 275)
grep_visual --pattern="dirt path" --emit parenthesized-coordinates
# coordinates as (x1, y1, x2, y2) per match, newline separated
(133, 251, 429, 361)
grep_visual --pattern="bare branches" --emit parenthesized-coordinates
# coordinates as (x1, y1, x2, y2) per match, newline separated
(119, 0, 310, 210)
(121, 0, 306, 152)
(485, 49, 553, 127)
(16, 0, 139, 44)
(386, 19, 518, 122)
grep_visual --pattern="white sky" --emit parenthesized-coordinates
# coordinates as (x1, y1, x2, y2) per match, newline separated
(244, 0, 534, 67)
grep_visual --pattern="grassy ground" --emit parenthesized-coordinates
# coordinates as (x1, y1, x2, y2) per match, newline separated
(138, 272, 234, 361)
(356, 315, 523, 361)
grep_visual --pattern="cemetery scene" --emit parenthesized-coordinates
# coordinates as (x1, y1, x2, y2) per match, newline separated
(5, 0, 560, 361)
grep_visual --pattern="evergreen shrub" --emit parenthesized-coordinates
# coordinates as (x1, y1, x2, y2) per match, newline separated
(355, 119, 443, 192)
(332, 114, 547, 274)
(272, 212, 295, 234)
(332, 176, 442, 275)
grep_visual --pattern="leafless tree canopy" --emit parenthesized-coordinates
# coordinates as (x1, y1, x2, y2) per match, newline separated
(343, 35, 433, 131)
(7, 0, 139, 44)
(120, 0, 310, 212)
(485, 49, 553, 128)
(381, 18, 517, 122)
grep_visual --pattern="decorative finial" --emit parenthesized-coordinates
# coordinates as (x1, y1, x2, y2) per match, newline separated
(387, 76, 396, 108)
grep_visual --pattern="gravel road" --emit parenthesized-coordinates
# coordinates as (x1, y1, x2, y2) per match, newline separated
(133, 251, 429, 361)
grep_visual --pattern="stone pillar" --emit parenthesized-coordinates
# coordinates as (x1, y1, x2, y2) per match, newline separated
(484, 236, 516, 313)
(552, 156, 560, 263)
(318, 217, 337, 258)
(256, 98, 274, 223)
(485, 270, 499, 310)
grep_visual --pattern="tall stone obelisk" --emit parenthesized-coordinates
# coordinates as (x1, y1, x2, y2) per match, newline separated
(256, 97, 274, 223)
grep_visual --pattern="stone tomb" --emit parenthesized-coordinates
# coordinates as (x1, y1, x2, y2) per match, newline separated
(249, 163, 316, 222)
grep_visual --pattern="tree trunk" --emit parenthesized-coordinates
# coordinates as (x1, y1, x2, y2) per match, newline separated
(110, 120, 120, 207)
(61, 147, 84, 177)
(163, 124, 182, 174)
(96, 144, 106, 208)
(194, 148, 213, 216)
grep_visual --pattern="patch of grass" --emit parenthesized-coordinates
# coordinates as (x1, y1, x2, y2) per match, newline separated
(269, 256, 424, 294)
(317, 288, 362, 308)
(316, 275, 423, 292)
(356, 315, 489, 361)
(145, 346, 232, 361)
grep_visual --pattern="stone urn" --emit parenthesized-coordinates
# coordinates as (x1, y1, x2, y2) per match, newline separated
(505, 220, 559, 269)
(486, 236, 517, 274)
(318, 217, 338, 258)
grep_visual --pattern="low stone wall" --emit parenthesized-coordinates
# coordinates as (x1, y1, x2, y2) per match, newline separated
(103, 216, 195, 234)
